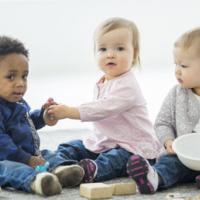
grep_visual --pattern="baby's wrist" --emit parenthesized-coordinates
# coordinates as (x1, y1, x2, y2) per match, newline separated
(63, 106, 71, 118)
(66, 106, 80, 119)
(164, 138, 174, 148)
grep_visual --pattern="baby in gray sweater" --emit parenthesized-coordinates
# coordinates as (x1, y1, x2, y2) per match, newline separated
(127, 26, 200, 194)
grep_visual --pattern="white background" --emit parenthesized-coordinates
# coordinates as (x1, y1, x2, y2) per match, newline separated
(0, 0, 199, 130)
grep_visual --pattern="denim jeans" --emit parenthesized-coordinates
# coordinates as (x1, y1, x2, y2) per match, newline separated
(56, 139, 132, 182)
(0, 149, 72, 193)
(154, 154, 200, 189)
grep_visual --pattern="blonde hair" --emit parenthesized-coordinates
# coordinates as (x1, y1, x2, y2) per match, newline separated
(174, 27, 200, 55)
(94, 17, 140, 66)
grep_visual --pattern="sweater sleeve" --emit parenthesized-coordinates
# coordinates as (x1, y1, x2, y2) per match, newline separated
(22, 100, 45, 130)
(154, 86, 177, 146)
(30, 109, 45, 129)
(78, 82, 138, 121)
(0, 114, 31, 163)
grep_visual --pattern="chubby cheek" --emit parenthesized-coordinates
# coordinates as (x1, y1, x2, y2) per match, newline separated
(192, 73, 200, 86)
(120, 59, 132, 71)
(96, 56, 105, 69)
(181, 74, 196, 87)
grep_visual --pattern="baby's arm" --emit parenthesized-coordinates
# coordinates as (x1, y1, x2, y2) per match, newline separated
(47, 104, 80, 120)
(155, 86, 177, 153)
(47, 82, 135, 121)
(0, 126, 32, 164)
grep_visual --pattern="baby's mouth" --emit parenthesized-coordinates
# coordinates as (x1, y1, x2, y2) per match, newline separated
(12, 92, 24, 98)
(177, 78, 183, 84)
(106, 62, 116, 67)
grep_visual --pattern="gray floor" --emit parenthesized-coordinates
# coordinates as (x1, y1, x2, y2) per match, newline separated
(0, 129, 200, 200)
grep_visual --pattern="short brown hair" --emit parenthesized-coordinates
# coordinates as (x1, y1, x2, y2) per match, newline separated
(174, 27, 200, 55)
(94, 17, 140, 66)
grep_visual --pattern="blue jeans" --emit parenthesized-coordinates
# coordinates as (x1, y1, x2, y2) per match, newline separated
(0, 149, 72, 193)
(56, 139, 132, 181)
(154, 154, 200, 189)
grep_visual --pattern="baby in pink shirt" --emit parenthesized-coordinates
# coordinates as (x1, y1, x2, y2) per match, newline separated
(47, 17, 161, 185)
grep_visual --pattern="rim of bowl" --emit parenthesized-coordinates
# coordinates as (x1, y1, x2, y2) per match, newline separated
(172, 133, 200, 161)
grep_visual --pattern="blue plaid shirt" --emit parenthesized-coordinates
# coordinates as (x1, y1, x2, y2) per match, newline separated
(0, 98, 45, 164)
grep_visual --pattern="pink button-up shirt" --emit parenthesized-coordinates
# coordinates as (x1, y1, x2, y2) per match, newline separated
(78, 71, 161, 159)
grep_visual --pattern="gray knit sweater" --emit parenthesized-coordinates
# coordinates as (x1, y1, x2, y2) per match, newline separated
(155, 85, 200, 146)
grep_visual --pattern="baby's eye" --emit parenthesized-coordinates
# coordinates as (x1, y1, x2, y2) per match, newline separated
(99, 47, 107, 52)
(22, 74, 28, 80)
(117, 47, 125, 51)
(174, 63, 188, 68)
(6, 75, 15, 81)
(177, 64, 188, 68)
(180, 64, 188, 68)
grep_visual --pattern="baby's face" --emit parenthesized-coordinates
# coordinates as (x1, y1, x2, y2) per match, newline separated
(0, 53, 29, 102)
(95, 28, 134, 80)
(174, 45, 200, 95)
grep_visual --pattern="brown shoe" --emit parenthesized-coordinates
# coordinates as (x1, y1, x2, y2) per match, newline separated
(53, 165, 84, 187)
(31, 172, 62, 196)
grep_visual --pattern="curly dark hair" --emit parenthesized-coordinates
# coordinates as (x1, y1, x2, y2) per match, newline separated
(0, 36, 28, 58)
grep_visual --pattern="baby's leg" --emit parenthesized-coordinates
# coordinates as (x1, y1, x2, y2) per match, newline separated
(127, 154, 200, 194)
(79, 148, 131, 182)
(53, 139, 98, 163)
(154, 154, 199, 188)
(42, 139, 98, 187)
(0, 160, 36, 192)
(0, 160, 61, 196)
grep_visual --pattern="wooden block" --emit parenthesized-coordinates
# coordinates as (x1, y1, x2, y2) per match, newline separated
(111, 182, 136, 195)
(80, 183, 113, 199)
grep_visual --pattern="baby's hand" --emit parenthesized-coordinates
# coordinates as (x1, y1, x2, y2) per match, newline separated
(164, 139, 175, 155)
(48, 104, 80, 120)
(43, 98, 58, 126)
(47, 104, 69, 120)
(28, 156, 46, 168)
(43, 109, 58, 126)
(42, 97, 57, 109)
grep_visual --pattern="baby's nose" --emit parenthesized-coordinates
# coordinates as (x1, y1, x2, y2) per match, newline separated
(107, 50, 115, 58)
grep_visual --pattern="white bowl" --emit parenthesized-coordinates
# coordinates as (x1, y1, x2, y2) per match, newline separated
(172, 133, 200, 171)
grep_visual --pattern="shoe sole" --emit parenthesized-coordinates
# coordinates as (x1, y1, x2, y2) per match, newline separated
(41, 175, 62, 196)
(127, 155, 155, 194)
(55, 165, 84, 187)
